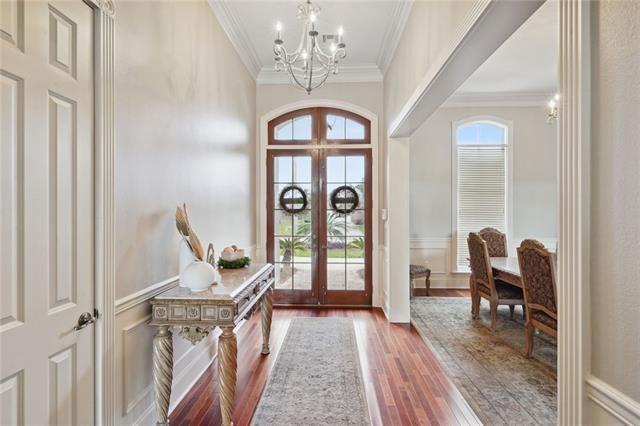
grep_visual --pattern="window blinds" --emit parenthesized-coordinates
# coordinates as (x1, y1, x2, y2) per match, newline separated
(456, 145, 507, 271)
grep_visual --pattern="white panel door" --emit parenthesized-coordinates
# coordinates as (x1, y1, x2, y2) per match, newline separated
(1, 1, 94, 424)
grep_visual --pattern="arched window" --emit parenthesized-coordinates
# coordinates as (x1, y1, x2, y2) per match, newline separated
(268, 108, 370, 145)
(453, 118, 512, 271)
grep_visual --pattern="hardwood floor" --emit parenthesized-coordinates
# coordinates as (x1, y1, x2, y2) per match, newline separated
(170, 307, 480, 426)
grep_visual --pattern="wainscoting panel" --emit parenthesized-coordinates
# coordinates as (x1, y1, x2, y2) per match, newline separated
(122, 315, 154, 416)
(410, 238, 469, 289)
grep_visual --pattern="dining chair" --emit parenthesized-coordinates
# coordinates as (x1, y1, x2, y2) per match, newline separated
(478, 227, 508, 257)
(467, 232, 524, 329)
(517, 239, 558, 357)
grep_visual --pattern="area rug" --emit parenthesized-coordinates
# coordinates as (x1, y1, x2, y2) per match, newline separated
(411, 297, 557, 425)
(251, 318, 370, 426)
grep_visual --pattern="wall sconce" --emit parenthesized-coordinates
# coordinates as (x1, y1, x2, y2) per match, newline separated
(547, 93, 560, 123)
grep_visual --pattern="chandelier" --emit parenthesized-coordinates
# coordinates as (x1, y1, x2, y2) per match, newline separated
(273, 0, 347, 94)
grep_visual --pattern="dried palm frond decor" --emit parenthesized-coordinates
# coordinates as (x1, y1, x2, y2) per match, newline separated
(175, 204, 203, 261)
(175, 204, 217, 291)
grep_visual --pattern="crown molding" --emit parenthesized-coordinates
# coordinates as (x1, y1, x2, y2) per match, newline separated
(207, 0, 261, 78)
(442, 91, 554, 108)
(377, 0, 413, 74)
(257, 64, 384, 85)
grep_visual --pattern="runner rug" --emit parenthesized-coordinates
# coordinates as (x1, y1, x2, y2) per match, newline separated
(252, 317, 370, 425)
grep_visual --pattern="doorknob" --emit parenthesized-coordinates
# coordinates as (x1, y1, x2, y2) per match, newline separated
(74, 311, 96, 331)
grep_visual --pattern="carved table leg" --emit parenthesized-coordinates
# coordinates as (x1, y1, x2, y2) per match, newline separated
(218, 326, 237, 426)
(153, 326, 173, 425)
(261, 287, 273, 355)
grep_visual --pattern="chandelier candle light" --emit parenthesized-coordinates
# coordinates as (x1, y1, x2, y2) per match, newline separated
(273, 0, 347, 94)
(547, 93, 560, 123)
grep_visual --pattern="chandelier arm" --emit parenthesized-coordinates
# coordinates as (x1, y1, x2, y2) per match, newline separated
(310, 69, 331, 91)
(286, 61, 310, 92)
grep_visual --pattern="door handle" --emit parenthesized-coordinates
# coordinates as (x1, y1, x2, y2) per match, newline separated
(74, 311, 96, 331)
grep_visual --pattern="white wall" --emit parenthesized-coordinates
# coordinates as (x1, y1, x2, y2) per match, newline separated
(588, 1, 640, 421)
(409, 106, 557, 288)
(113, 1, 256, 423)
(383, 1, 475, 131)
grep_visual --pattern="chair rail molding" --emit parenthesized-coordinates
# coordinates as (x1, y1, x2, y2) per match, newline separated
(114, 277, 180, 315)
(83, 0, 116, 424)
(586, 375, 640, 425)
(558, 0, 591, 424)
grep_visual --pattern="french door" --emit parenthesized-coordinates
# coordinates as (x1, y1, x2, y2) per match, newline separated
(266, 108, 372, 305)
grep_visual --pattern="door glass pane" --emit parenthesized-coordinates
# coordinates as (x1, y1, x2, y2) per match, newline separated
(327, 212, 346, 237)
(346, 211, 364, 236)
(274, 156, 292, 182)
(293, 115, 312, 140)
(327, 237, 347, 263)
(274, 237, 295, 262)
(293, 264, 312, 290)
(346, 119, 365, 139)
(293, 156, 312, 182)
(326, 156, 345, 183)
(346, 263, 365, 290)
(327, 263, 346, 290)
(326, 114, 345, 139)
(275, 119, 293, 140)
(347, 237, 365, 261)
(293, 237, 312, 263)
(345, 156, 365, 182)
(274, 210, 293, 236)
(294, 210, 312, 236)
(275, 263, 293, 289)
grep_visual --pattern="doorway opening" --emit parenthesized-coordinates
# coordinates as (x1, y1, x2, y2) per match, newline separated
(266, 108, 372, 305)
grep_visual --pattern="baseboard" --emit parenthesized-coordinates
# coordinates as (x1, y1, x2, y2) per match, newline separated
(586, 374, 640, 425)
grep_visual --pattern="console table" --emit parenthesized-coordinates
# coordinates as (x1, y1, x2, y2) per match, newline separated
(150, 263, 274, 425)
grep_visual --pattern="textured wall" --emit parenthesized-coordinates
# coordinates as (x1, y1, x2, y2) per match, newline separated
(590, 0, 640, 402)
(115, 1, 256, 300)
(383, 1, 475, 130)
(112, 1, 256, 422)
(256, 82, 383, 120)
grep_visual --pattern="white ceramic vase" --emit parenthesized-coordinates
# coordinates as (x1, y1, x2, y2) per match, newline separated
(182, 261, 216, 292)
(179, 239, 197, 287)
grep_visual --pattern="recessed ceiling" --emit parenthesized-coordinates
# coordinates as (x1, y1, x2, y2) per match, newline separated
(208, 0, 413, 83)
(455, 0, 558, 96)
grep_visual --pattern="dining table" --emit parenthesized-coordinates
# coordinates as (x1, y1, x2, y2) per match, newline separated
(490, 257, 523, 288)
(490, 254, 557, 288)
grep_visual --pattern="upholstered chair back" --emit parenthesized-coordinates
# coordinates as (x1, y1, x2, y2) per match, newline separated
(478, 227, 508, 257)
(517, 239, 558, 317)
(467, 232, 493, 290)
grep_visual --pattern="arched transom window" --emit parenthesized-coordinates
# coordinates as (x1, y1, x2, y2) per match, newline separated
(269, 108, 370, 145)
